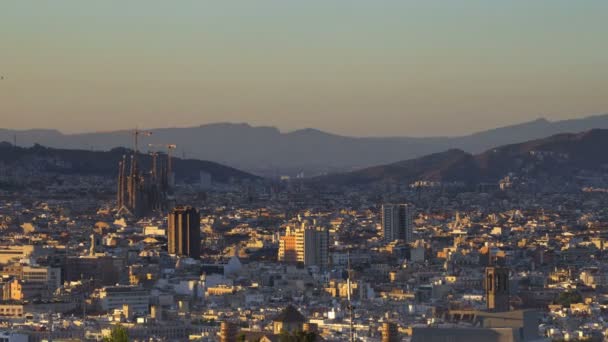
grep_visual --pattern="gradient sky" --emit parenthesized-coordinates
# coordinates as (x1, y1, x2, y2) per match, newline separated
(1, 1, 607, 137)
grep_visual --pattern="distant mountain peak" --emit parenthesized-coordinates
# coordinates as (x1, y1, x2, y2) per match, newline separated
(531, 117, 550, 124)
(2, 113, 608, 176)
(287, 128, 337, 137)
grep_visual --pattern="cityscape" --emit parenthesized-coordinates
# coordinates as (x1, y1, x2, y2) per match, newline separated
(2, 2, 608, 342)
(2, 126, 608, 341)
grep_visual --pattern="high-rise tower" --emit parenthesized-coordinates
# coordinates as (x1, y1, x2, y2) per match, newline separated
(279, 221, 328, 269)
(382, 204, 414, 243)
(167, 206, 201, 259)
(485, 266, 510, 312)
(297, 225, 329, 269)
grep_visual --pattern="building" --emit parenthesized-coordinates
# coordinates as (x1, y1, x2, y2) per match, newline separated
(278, 222, 329, 269)
(64, 255, 125, 287)
(99, 286, 150, 315)
(305, 225, 326, 268)
(24, 265, 61, 291)
(219, 321, 239, 342)
(167, 206, 201, 259)
(272, 305, 306, 334)
(278, 233, 298, 264)
(382, 204, 414, 243)
(5, 279, 49, 301)
(0, 246, 38, 264)
(485, 266, 510, 312)
(412, 310, 539, 342)
(298, 225, 329, 269)
(382, 322, 399, 342)
(116, 148, 171, 218)
(3, 265, 62, 291)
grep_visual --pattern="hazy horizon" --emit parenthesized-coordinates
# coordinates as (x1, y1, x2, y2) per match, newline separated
(2, 113, 608, 139)
(2, 1, 608, 136)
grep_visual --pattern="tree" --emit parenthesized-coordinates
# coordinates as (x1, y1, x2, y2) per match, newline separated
(104, 325, 129, 342)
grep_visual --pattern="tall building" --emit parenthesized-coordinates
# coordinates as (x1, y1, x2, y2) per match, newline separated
(382, 204, 414, 243)
(116, 151, 171, 218)
(485, 266, 510, 312)
(297, 225, 329, 269)
(278, 231, 298, 264)
(168, 206, 201, 259)
(278, 221, 329, 269)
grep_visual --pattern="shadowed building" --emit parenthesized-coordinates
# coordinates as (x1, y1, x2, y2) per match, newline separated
(382, 204, 414, 243)
(116, 150, 171, 218)
(168, 206, 201, 259)
(486, 266, 510, 312)
(64, 255, 125, 287)
(412, 310, 540, 342)
(219, 321, 239, 342)
(382, 322, 399, 342)
(272, 305, 306, 334)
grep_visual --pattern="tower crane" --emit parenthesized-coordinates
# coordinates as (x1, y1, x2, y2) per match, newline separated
(148, 143, 177, 174)
(132, 128, 152, 154)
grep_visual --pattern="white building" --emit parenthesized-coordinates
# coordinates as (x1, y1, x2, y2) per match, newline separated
(99, 286, 150, 314)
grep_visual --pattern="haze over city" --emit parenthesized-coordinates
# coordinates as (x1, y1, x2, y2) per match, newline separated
(3, 2, 608, 342)
(2, 1, 608, 136)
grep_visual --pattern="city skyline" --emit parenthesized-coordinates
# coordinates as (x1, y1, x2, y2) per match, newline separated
(2, 1, 608, 136)
(3, 2, 608, 341)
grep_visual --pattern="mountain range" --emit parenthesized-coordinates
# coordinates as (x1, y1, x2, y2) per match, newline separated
(1, 113, 608, 176)
(316, 129, 608, 187)
(0, 143, 258, 184)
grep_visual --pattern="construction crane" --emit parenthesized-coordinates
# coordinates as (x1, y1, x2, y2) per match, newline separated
(132, 128, 153, 154)
(148, 143, 177, 179)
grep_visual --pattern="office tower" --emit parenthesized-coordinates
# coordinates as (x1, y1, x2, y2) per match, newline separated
(279, 222, 328, 269)
(485, 266, 510, 312)
(382, 204, 414, 243)
(168, 206, 201, 259)
(296, 223, 329, 269)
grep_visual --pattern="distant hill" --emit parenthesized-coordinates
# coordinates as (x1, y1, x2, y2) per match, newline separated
(1, 113, 608, 175)
(315, 129, 608, 186)
(0, 143, 259, 184)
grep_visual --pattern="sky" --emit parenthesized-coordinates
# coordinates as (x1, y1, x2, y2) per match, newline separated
(1, 1, 607, 137)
